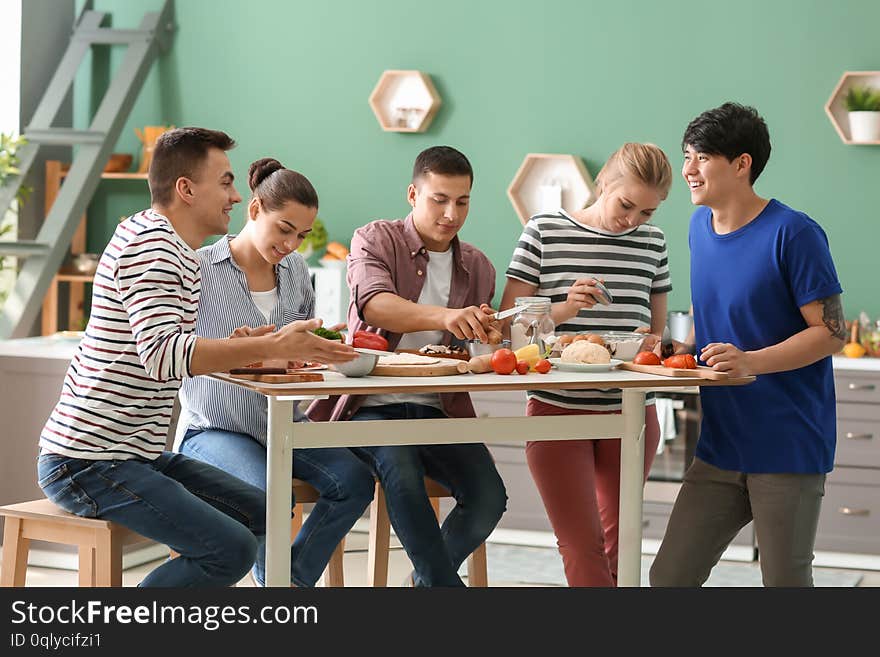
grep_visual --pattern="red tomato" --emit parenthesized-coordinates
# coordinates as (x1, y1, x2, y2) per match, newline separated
(633, 351, 661, 366)
(490, 348, 517, 375)
(515, 360, 529, 375)
(663, 354, 697, 369)
(534, 358, 552, 374)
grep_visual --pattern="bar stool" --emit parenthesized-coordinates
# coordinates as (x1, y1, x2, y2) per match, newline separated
(0, 498, 149, 587)
(367, 478, 489, 587)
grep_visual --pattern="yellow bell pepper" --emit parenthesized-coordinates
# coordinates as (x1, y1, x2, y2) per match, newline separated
(514, 344, 541, 370)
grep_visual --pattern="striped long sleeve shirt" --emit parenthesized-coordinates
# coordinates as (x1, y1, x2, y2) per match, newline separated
(40, 209, 200, 461)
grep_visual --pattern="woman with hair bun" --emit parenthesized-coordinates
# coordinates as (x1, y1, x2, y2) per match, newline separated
(178, 157, 375, 587)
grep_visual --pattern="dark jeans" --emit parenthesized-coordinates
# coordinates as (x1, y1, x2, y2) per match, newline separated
(37, 451, 266, 587)
(350, 403, 507, 586)
(180, 427, 375, 587)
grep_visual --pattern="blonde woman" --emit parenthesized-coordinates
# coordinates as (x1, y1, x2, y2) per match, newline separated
(499, 143, 673, 586)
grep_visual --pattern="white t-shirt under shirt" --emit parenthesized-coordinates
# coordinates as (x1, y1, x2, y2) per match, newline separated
(363, 247, 454, 409)
(250, 288, 278, 323)
(506, 210, 672, 412)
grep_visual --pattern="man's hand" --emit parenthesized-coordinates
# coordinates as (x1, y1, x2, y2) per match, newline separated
(273, 319, 357, 364)
(443, 305, 495, 342)
(634, 327, 662, 355)
(478, 304, 503, 344)
(701, 342, 754, 378)
(229, 324, 275, 339)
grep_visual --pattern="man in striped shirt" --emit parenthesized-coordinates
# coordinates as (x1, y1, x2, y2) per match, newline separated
(36, 127, 356, 587)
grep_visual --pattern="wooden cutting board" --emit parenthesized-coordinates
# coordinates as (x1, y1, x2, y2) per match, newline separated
(618, 362, 729, 380)
(228, 371, 325, 384)
(371, 359, 469, 377)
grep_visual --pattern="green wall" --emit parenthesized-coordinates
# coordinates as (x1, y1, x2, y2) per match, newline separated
(80, 0, 880, 317)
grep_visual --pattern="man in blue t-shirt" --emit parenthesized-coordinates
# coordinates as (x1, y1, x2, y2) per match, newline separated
(650, 103, 846, 587)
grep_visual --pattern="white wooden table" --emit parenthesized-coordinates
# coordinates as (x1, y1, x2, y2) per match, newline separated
(212, 368, 754, 587)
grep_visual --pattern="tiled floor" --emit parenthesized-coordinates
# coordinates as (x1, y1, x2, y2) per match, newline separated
(15, 528, 880, 587)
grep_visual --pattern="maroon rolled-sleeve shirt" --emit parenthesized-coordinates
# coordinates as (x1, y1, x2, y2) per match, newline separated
(308, 214, 496, 422)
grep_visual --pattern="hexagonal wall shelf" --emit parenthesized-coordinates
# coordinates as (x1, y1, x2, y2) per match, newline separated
(825, 71, 880, 145)
(369, 70, 441, 133)
(507, 154, 596, 225)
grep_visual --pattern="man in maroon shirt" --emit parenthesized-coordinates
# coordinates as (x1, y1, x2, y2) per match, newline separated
(309, 146, 507, 586)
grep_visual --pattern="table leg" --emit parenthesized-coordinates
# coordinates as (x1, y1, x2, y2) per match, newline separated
(265, 398, 295, 587)
(618, 388, 646, 587)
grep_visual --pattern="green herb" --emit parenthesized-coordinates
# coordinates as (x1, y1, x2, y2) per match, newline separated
(312, 326, 342, 341)
(845, 85, 880, 112)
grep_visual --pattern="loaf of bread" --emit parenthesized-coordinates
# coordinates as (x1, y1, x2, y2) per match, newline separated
(560, 341, 611, 364)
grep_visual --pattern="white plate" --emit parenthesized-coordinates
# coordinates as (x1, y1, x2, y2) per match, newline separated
(548, 358, 623, 373)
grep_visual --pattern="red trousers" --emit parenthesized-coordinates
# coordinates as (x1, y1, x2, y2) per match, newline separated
(525, 398, 660, 586)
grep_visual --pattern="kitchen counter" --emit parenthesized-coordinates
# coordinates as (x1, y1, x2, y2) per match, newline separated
(833, 356, 880, 372)
(0, 335, 80, 360)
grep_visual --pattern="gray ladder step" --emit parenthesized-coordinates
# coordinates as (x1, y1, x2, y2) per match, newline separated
(73, 28, 155, 45)
(23, 129, 106, 145)
(0, 0, 174, 339)
(0, 242, 51, 258)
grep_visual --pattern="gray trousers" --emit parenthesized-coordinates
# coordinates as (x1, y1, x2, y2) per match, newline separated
(650, 457, 826, 587)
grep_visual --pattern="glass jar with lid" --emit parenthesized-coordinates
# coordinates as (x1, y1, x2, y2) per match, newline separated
(510, 296, 555, 354)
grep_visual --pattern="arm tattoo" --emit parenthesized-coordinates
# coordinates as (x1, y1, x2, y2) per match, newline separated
(819, 295, 847, 341)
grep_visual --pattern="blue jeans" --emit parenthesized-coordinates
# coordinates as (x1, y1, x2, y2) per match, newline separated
(180, 428, 375, 587)
(37, 451, 266, 587)
(350, 403, 507, 587)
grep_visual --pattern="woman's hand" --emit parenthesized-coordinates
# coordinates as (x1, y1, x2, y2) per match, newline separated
(229, 324, 275, 339)
(564, 278, 606, 316)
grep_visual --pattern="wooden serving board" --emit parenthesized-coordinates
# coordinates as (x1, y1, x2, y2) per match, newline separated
(371, 359, 469, 377)
(618, 362, 729, 380)
(228, 371, 324, 384)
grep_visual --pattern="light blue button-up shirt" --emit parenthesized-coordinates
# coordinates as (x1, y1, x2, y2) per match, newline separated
(179, 236, 315, 446)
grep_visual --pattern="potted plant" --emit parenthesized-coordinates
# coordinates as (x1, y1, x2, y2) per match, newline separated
(845, 84, 880, 142)
(0, 132, 30, 305)
(295, 216, 328, 264)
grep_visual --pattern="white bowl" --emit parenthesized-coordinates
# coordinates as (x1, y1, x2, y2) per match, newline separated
(331, 352, 378, 377)
(600, 331, 646, 361)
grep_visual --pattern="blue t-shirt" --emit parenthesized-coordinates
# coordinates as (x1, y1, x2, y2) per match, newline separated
(689, 199, 842, 473)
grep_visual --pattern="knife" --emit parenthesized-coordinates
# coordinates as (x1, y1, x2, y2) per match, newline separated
(660, 326, 675, 360)
(491, 304, 529, 321)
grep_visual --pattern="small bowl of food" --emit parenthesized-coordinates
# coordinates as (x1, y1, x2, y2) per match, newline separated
(331, 352, 378, 378)
(600, 331, 646, 361)
(103, 153, 133, 173)
(71, 253, 100, 275)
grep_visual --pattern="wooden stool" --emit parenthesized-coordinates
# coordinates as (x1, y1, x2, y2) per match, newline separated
(367, 478, 489, 587)
(0, 499, 148, 587)
(292, 478, 345, 587)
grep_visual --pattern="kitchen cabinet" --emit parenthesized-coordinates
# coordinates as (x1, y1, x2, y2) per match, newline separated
(817, 360, 880, 557)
